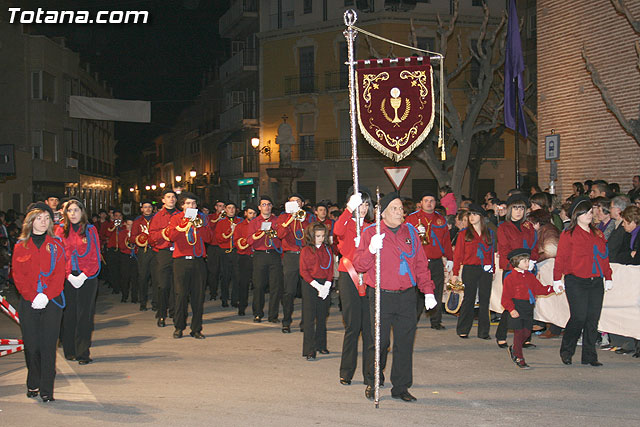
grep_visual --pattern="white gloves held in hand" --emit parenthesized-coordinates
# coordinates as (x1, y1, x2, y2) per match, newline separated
(604, 280, 613, 291)
(368, 233, 385, 254)
(528, 260, 537, 271)
(311, 280, 331, 299)
(68, 272, 88, 289)
(553, 280, 564, 294)
(346, 193, 363, 213)
(424, 294, 437, 310)
(445, 260, 454, 272)
(31, 292, 49, 309)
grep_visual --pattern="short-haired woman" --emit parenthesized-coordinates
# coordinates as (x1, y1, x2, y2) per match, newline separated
(55, 198, 101, 365)
(12, 203, 66, 402)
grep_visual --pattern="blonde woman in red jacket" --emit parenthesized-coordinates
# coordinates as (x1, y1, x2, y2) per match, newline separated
(12, 202, 66, 402)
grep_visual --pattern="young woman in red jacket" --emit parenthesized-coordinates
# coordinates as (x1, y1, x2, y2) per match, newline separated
(55, 198, 101, 365)
(12, 203, 66, 402)
(554, 196, 613, 366)
(451, 203, 495, 339)
(299, 222, 334, 360)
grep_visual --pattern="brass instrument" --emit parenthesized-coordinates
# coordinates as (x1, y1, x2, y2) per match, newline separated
(265, 228, 278, 239)
(294, 210, 306, 221)
(446, 279, 465, 292)
(191, 216, 203, 228)
(114, 219, 122, 227)
(417, 219, 428, 245)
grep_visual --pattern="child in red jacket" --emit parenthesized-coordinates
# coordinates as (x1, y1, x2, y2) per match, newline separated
(501, 248, 553, 369)
(299, 222, 333, 360)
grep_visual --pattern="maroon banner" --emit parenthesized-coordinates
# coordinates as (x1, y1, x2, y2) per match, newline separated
(355, 57, 434, 162)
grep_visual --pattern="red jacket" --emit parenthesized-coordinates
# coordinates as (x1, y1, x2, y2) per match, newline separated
(247, 214, 282, 251)
(354, 222, 434, 294)
(118, 228, 136, 256)
(299, 244, 334, 283)
(501, 269, 552, 312)
(405, 210, 454, 260)
(98, 221, 109, 247)
(234, 220, 254, 255)
(55, 224, 101, 278)
(452, 227, 495, 275)
(166, 212, 214, 258)
(131, 215, 153, 252)
(497, 220, 539, 271)
(105, 221, 125, 250)
(554, 226, 612, 281)
(333, 209, 370, 272)
(276, 213, 310, 252)
(149, 208, 180, 251)
(12, 235, 66, 302)
(214, 216, 242, 251)
(207, 212, 224, 246)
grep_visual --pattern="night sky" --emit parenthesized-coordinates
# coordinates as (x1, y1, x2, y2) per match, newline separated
(19, 0, 228, 171)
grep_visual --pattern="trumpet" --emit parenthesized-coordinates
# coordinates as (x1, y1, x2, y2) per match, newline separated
(265, 228, 278, 239)
(114, 219, 122, 227)
(191, 216, 204, 228)
(446, 279, 465, 292)
(294, 210, 306, 221)
(419, 231, 429, 245)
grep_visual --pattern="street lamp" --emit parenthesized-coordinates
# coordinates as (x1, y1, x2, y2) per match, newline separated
(159, 182, 166, 189)
(251, 138, 271, 161)
(190, 168, 197, 179)
(151, 184, 157, 191)
(129, 187, 135, 192)
(145, 185, 151, 191)
(175, 175, 182, 183)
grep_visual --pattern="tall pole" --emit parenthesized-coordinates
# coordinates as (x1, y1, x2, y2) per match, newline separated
(514, 75, 520, 189)
(344, 9, 360, 226)
(374, 187, 381, 409)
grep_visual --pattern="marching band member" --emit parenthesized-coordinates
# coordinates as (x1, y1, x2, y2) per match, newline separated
(554, 196, 613, 366)
(148, 189, 179, 327)
(13, 203, 66, 402)
(234, 206, 258, 316)
(117, 217, 138, 303)
(247, 195, 283, 323)
(354, 192, 435, 402)
(165, 192, 214, 339)
(214, 202, 242, 309)
(131, 201, 155, 311)
(405, 192, 454, 328)
(206, 200, 226, 301)
(451, 203, 495, 339)
(495, 194, 539, 348)
(277, 193, 310, 333)
(334, 189, 373, 386)
(56, 198, 101, 365)
(104, 209, 124, 295)
(299, 222, 333, 360)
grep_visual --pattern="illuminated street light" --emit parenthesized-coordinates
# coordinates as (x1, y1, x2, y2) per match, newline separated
(145, 185, 151, 191)
(159, 182, 166, 189)
(151, 184, 157, 190)
(189, 168, 197, 178)
(175, 175, 182, 183)
(129, 187, 135, 192)
(251, 137, 260, 149)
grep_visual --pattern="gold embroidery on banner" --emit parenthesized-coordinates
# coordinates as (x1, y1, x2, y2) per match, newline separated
(369, 115, 424, 151)
(361, 72, 389, 113)
(381, 96, 410, 127)
(399, 70, 429, 108)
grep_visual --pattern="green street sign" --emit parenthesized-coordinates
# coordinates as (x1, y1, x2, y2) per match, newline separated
(238, 178, 254, 186)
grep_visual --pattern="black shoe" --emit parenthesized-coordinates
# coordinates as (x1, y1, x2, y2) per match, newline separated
(582, 361, 603, 366)
(190, 331, 205, 339)
(231, 302, 238, 308)
(508, 345, 516, 362)
(157, 317, 166, 328)
(340, 378, 351, 385)
(78, 358, 93, 365)
(431, 324, 446, 330)
(365, 385, 374, 400)
(131, 300, 138, 304)
(253, 316, 262, 323)
(282, 326, 291, 333)
(458, 334, 469, 339)
(41, 395, 55, 402)
(319, 349, 330, 354)
(306, 352, 316, 361)
(633, 352, 640, 358)
(221, 301, 229, 308)
(392, 391, 417, 402)
(139, 304, 148, 311)
(515, 358, 531, 369)
(561, 354, 572, 365)
(121, 296, 128, 303)
(615, 348, 633, 354)
(210, 294, 217, 301)
(478, 335, 491, 340)
(65, 355, 75, 361)
(26, 389, 39, 398)
(238, 309, 246, 316)
(268, 318, 280, 324)
(173, 329, 183, 339)
(496, 339, 508, 348)
(523, 342, 537, 348)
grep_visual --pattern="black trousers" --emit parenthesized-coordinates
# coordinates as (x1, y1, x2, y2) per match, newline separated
(282, 252, 301, 327)
(302, 279, 330, 356)
(173, 257, 207, 333)
(417, 258, 444, 325)
(119, 253, 138, 302)
(495, 271, 511, 341)
(105, 247, 121, 292)
(365, 286, 417, 395)
(221, 248, 239, 305)
(153, 249, 174, 319)
(338, 271, 373, 382)
(560, 275, 605, 363)
(237, 254, 253, 311)
(252, 251, 283, 321)
(206, 244, 222, 299)
(62, 277, 98, 361)
(19, 297, 63, 398)
(137, 249, 155, 305)
(456, 265, 493, 338)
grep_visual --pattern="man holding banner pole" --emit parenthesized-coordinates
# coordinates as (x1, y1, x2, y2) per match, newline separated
(354, 192, 435, 402)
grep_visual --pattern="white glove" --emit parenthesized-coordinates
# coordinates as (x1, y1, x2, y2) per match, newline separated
(354, 236, 361, 248)
(319, 282, 331, 300)
(424, 294, 438, 310)
(553, 280, 564, 294)
(604, 280, 613, 291)
(417, 225, 426, 234)
(67, 274, 79, 288)
(347, 193, 363, 212)
(445, 260, 454, 272)
(310, 280, 322, 292)
(528, 260, 537, 271)
(31, 292, 49, 310)
(368, 233, 385, 254)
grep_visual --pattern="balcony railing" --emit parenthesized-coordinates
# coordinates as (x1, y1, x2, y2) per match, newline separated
(284, 74, 319, 95)
(324, 139, 352, 159)
(219, 155, 259, 178)
(324, 70, 348, 91)
(219, 49, 257, 81)
(219, 102, 258, 131)
(219, 0, 258, 37)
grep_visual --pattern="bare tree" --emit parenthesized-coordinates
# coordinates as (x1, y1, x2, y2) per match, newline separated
(410, 0, 507, 199)
(582, 0, 640, 145)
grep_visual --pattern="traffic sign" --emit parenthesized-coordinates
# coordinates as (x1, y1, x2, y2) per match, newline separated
(238, 178, 254, 186)
(383, 167, 411, 191)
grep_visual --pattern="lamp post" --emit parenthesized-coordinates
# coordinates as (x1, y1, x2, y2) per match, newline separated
(251, 137, 271, 161)
(159, 182, 166, 189)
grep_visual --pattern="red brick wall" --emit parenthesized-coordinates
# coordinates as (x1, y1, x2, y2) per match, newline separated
(537, 1, 640, 199)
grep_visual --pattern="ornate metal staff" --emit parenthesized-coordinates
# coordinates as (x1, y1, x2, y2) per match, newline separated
(374, 186, 382, 408)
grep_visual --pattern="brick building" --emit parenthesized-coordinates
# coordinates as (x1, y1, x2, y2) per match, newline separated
(537, 1, 640, 199)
